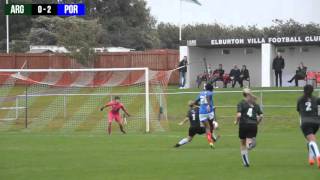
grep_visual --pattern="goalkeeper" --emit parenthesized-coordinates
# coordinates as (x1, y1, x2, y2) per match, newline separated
(100, 96, 130, 135)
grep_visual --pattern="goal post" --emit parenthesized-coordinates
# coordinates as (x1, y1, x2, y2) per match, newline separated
(0, 68, 170, 133)
(145, 68, 150, 133)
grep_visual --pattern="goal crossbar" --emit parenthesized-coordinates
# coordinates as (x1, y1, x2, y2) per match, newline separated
(0, 68, 148, 72)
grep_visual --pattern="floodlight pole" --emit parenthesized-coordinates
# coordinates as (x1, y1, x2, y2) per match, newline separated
(179, 0, 182, 41)
(6, 0, 9, 53)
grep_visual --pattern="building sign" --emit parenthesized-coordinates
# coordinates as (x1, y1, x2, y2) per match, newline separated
(211, 36, 320, 46)
(182, 35, 320, 47)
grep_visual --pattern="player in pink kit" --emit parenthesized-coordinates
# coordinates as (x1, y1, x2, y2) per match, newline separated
(100, 96, 130, 135)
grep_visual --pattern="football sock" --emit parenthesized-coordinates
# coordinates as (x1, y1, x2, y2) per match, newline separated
(206, 132, 213, 144)
(119, 124, 126, 134)
(247, 138, 256, 150)
(241, 149, 250, 167)
(307, 143, 315, 160)
(107, 124, 112, 135)
(212, 133, 217, 142)
(309, 141, 320, 158)
(178, 138, 189, 146)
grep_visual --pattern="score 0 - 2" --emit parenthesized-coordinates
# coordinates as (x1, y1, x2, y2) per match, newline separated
(35, 4, 54, 15)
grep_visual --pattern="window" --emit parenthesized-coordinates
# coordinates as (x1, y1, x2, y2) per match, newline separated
(276, 48, 285, 53)
(244, 48, 253, 55)
(222, 49, 230, 55)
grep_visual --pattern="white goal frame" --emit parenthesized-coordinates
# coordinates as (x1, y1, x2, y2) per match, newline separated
(0, 68, 151, 132)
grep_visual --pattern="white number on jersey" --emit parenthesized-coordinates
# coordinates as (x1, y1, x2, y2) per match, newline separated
(247, 108, 253, 117)
(192, 113, 196, 121)
(305, 101, 312, 112)
(200, 95, 208, 105)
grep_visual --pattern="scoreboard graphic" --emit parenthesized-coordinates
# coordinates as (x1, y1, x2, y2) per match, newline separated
(5, 4, 85, 16)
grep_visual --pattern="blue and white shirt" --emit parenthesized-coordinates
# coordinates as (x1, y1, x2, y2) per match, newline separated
(196, 91, 214, 114)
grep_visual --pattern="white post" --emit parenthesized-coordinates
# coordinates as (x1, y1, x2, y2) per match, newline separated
(63, 95, 66, 118)
(6, 0, 9, 53)
(15, 97, 18, 119)
(260, 91, 263, 111)
(179, 0, 182, 41)
(261, 43, 273, 87)
(145, 68, 150, 133)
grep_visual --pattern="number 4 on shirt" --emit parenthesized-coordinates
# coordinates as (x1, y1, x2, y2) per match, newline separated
(247, 108, 253, 117)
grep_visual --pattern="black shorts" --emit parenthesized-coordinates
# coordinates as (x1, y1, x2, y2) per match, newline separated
(189, 126, 206, 137)
(301, 123, 319, 137)
(239, 124, 257, 139)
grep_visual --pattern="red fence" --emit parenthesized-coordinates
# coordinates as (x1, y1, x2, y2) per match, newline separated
(0, 49, 179, 85)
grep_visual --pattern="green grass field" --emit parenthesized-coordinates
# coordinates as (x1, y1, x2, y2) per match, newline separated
(1, 87, 320, 180)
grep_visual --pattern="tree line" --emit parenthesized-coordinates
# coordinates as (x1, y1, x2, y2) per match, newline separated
(1, 0, 320, 64)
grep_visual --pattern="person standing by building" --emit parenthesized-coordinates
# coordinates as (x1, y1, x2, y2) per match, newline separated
(272, 52, 285, 87)
(178, 56, 188, 89)
(240, 65, 250, 87)
(230, 65, 241, 88)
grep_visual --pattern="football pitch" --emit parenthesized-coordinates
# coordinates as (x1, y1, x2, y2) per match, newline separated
(1, 87, 320, 180)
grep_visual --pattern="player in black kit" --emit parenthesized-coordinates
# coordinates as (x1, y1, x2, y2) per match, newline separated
(297, 85, 320, 168)
(235, 88, 263, 167)
(174, 101, 218, 148)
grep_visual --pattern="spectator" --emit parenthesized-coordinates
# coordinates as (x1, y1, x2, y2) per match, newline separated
(196, 70, 208, 88)
(230, 64, 241, 88)
(222, 74, 231, 88)
(207, 66, 213, 75)
(288, 62, 307, 87)
(196, 66, 215, 89)
(240, 65, 250, 87)
(210, 64, 225, 84)
(178, 56, 188, 89)
(272, 52, 285, 87)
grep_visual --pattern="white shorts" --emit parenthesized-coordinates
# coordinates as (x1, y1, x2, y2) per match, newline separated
(199, 112, 215, 122)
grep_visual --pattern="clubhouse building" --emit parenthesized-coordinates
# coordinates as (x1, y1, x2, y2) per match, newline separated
(180, 35, 320, 88)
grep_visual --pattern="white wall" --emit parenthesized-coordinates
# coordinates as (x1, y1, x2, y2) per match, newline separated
(188, 47, 209, 87)
(261, 43, 275, 87)
(188, 47, 262, 88)
(272, 46, 320, 87)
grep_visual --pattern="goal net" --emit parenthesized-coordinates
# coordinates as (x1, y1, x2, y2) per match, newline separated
(0, 68, 172, 133)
